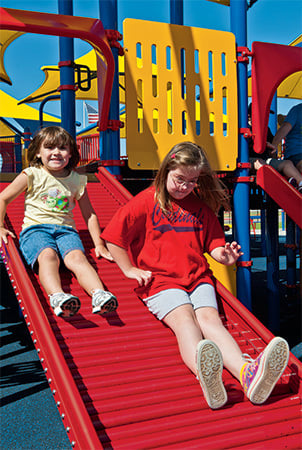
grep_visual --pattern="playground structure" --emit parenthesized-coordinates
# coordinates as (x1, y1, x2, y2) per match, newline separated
(0, 1, 301, 449)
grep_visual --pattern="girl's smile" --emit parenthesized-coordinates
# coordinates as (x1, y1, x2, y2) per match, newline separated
(166, 166, 200, 200)
(37, 142, 71, 176)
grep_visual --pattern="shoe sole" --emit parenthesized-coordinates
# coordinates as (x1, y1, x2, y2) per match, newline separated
(54, 297, 81, 318)
(92, 297, 118, 315)
(196, 340, 227, 409)
(247, 337, 289, 405)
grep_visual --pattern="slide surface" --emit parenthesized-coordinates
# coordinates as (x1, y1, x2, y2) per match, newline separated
(256, 164, 302, 228)
(1, 168, 301, 449)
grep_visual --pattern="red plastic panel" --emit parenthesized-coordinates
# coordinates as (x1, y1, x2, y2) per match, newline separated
(1, 172, 302, 449)
(0, 7, 114, 131)
(251, 41, 302, 154)
(256, 164, 302, 229)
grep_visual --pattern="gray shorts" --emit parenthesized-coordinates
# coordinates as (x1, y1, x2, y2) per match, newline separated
(144, 283, 217, 320)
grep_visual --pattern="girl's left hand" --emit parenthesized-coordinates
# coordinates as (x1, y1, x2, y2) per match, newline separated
(95, 244, 114, 261)
(221, 241, 243, 265)
(210, 241, 243, 266)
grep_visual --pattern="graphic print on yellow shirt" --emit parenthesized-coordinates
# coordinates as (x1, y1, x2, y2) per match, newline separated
(40, 188, 69, 212)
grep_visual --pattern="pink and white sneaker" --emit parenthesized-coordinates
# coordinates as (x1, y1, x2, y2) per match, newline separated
(241, 337, 289, 404)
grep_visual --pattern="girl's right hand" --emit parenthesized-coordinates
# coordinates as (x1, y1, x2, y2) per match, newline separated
(0, 227, 16, 245)
(124, 267, 152, 286)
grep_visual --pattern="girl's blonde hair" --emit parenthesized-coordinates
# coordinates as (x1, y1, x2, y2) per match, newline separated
(27, 126, 80, 170)
(154, 141, 230, 214)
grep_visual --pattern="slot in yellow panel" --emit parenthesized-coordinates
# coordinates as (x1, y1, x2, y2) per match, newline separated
(124, 19, 238, 171)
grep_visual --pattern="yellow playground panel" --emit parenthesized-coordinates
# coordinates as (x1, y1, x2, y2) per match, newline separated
(124, 19, 238, 171)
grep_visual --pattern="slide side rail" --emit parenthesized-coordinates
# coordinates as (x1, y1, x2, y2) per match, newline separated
(0, 237, 101, 450)
(256, 164, 302, 229)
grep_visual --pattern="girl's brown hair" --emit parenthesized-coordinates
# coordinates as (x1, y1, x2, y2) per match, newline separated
(154, 141, 230, 214)
(27, 126, 80, 171)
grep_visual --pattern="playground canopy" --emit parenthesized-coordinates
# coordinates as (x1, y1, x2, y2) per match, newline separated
(0, 89, 60, 136)
(247, 34, 302, 100)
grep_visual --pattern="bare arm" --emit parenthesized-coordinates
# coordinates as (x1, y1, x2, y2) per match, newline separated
(106, 242, 152, 286)
(78, 190, 113, 261)
(210, 241, 243, 266)
(0, 172, 28, 244)
(272, 121, 292, 149)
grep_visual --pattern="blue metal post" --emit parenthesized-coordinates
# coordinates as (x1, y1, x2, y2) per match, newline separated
(99, 0, 120, 176)
(230, 0, 252, 309)
(170, 0, 183, 24)
(23, 127, 32, 169)
(14, 134, 22, 172)
(286, 215, 296, 291)
(58, 0, 76, 137)
(265, 92, 280, 331)
(265, 197, 280, 333)
(269, 94, 277, 135)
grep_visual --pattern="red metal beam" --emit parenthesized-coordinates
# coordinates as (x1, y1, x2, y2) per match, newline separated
(0, 237, 102, 449)
(251, 41, 302, 155)
(0, 7, 115, 131)
(256, 164, 302, 229)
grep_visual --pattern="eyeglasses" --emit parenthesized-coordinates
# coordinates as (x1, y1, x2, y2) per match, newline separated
(171, 174, 198, 188)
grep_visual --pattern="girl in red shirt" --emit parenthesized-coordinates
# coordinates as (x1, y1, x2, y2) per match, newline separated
(102, 141, 289, 410)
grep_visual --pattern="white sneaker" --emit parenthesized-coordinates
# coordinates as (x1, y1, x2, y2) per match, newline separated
(196, 340, 227, 409)
(92, 289, 118, 314)
(49, 292, 81, 317)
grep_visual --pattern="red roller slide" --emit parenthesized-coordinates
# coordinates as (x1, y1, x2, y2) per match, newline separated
(1, 168, 301, 449)
(256, 164, 302, 229)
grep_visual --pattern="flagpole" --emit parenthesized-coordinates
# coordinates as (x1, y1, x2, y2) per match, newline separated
(83, 101, 86, 129)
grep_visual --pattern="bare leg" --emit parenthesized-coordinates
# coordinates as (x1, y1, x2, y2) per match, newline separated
(64, 249, 104, 295)
(37, 248, 63, 295)
(163, 304, 204, 375)
(277, 160, 302, 184)
(195, 307, 245, 380)
(295, 159, 302, 173)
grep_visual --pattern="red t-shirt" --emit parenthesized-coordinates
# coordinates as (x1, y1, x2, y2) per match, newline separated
(102, 186, 225, 299)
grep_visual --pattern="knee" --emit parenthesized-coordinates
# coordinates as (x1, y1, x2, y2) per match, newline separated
(164, 305, 198, 330)
(38, 247, 59, 264)
(64, 249, 86, 269)
(196, 307, 222, 326)
(296, 160, 302, 173)
(280, 160, 294, 170)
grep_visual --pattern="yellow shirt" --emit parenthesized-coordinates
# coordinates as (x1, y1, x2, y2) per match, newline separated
(22, 166, 87, 230)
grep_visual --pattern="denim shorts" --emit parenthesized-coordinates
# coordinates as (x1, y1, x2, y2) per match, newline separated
(19, 224, 85, 269)
(144, 283, 217, 320)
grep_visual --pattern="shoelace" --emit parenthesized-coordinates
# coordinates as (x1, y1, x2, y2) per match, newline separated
(242, 353, 254, 364)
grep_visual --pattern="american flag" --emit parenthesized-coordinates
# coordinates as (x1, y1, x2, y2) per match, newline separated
(85, 102, 98, 124)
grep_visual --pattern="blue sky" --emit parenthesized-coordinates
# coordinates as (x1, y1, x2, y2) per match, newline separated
(0, 0, 301, 130)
